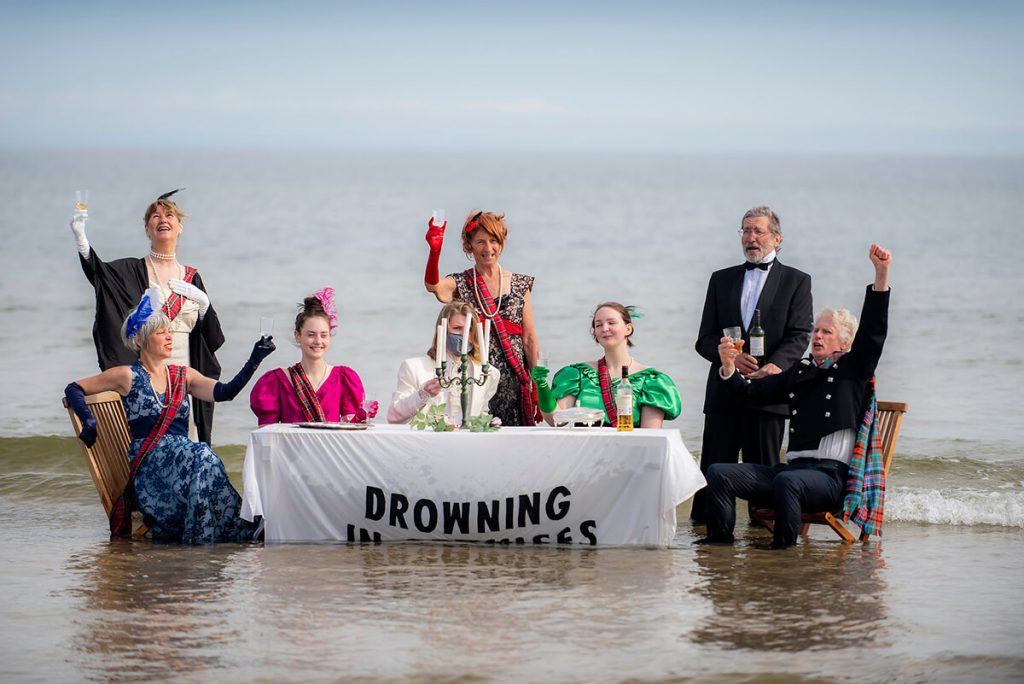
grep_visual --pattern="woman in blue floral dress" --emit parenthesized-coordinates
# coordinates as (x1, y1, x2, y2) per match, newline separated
(65, 288, 276, 544)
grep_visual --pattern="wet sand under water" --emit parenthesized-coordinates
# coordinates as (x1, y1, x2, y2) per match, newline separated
(1, 490, 1022, 684)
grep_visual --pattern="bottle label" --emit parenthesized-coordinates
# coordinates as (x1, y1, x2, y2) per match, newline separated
(750, 336, 765, 357)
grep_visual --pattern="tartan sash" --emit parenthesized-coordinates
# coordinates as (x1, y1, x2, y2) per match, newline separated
(597, 358, 618, 424)
(842, 376, 886, 536)
(109, 364, 187, 538)
(161, 266, 198, 321)
(288, 363, 327, 422)
(465, 268, 536, 425)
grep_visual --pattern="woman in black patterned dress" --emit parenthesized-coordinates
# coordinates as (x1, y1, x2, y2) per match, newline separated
(423, 210, 540, 426)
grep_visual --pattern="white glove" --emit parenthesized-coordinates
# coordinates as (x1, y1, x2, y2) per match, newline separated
(69, 211, 90, 257)
(168, 279, 210, 318)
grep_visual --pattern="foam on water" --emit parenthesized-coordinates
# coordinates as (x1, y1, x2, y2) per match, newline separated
(887, 486, 1024, 528)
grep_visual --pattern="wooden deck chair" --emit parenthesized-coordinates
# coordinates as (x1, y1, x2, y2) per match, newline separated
(63, 391, 148, 539)
(752, 400, 908, 543)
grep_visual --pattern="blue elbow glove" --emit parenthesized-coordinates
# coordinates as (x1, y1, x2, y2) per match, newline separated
(65, 382, 97, 447)
(213, 337, 276, 402)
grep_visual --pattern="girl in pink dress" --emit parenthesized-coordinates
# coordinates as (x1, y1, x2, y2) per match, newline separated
(250, 288, 375, 425)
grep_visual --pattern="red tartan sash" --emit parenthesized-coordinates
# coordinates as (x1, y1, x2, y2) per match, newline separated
(161, 266, 198, 321)
(597, 358, 618, 424)
(288, 363, 327, 422)
(465, 269, 536, 425)
(109, 364, 187, 538)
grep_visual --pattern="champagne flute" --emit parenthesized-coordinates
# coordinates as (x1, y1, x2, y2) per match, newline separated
(259, 317, 274, 340)
(723, 326, 744, 352)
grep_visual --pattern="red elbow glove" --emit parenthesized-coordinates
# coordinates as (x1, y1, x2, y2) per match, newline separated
(424, 219, 446, 285)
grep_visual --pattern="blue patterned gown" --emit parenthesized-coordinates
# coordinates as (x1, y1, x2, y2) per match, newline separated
(123, 362, 256, 544)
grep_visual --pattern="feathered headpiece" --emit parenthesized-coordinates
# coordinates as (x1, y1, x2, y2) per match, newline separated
(313, 287, 338, 330)
(625, 305, 643, 320)
(124, 287, 163, 340)
(157, 188, 185, 201)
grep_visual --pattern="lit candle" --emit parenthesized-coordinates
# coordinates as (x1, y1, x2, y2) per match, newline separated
(483, 319, 490, 362)
(461, 320, 470, 355)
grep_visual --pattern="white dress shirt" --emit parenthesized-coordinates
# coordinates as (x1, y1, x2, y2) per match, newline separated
(741, 249, 777, 330)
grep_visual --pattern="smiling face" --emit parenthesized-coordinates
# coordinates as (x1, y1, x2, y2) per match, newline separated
(810, 313, 845, 364)
(469, 229, 502, 267)
(144, 204, 183, 248)
(592, 306, 633, 349)
(740, 215, 782, 263)
(294, 315, 332, 361)
(143, 327, 174, 360)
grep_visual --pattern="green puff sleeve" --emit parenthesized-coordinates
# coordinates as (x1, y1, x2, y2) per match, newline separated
(551, 363, 610, 420)
(631, 368, 682, 421)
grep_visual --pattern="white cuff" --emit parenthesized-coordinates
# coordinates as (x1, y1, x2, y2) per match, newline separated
(718, 366, 735, 380)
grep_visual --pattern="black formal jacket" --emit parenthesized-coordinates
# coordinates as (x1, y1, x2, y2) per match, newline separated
(79, 248, 225, 444)
(696, 260, 812, 416)
(725, 286, 889, 452)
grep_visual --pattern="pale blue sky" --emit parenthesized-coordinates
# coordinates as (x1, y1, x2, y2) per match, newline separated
(2, 0, 1021, 153)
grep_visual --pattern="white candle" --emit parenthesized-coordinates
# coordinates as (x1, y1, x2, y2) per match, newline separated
(440, 318, 448, 361)
(434, 325, 442, 368)
(483, 319, 490, 362)
(461, 321, 470, 355)
(476, 319, 484, 362)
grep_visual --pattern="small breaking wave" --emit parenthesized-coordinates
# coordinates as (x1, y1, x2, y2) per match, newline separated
(887, 486, 1024, 528)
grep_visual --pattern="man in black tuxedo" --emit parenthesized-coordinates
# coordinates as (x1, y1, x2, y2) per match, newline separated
(691, 206, 812, 523)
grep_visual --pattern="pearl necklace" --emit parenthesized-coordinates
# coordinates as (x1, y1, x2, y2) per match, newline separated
(149, 249, 176, 261)
(147, 365, 170, 409)
(472, 266, 505, 320)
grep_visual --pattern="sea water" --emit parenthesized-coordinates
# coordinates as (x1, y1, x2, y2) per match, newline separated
(0, 149, 1022, 682)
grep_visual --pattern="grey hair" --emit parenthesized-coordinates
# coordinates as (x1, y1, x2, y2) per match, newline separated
(741, 205, 783, 250)
(120, 310, 174, 353)
(818, 308, 858, 350)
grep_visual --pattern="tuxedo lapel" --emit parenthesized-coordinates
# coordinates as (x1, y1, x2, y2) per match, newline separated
(728, 266, 744, 328)
(753, 260, 783, 328)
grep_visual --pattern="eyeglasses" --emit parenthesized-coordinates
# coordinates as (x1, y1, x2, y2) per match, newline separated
(739, 228, 773, 238)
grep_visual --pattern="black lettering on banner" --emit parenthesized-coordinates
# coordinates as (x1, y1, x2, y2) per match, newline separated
(443, 501, 470, 534)
(505, 496, 514, 529)
(580, 520, 598, 546)
(477, 500, 500, 532)
(347, 524, 381, 543)
(365, 486, 385, 521)
(532, 533, 550, 544)
(413, 499, 438, 533)
(518, 491, 541, 527)
(557, 526, 573, 544)
(546, 485, 571, 521)
(390, 493, 409, 529)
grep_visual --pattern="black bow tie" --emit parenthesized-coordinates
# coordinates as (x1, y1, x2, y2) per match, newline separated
(744, 261, 772, 271)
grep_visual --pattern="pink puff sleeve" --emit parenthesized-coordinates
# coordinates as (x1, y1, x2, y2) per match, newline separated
(336, 366, 367, 422)
(250, 369, 287, 426)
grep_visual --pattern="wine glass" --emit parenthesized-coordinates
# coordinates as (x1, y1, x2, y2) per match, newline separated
(363, 398, 375, 425)
(431, 208, 446, 227)
(74, 190, 89, 212)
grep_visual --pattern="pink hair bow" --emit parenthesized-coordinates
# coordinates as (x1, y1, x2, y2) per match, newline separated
(313, 287, 338, 330)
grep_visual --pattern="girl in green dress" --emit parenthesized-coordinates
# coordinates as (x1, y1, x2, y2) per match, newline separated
(532, 302, 681, 428)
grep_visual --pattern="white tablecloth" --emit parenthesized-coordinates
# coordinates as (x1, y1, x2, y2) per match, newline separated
(241, 424, 705, 547)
